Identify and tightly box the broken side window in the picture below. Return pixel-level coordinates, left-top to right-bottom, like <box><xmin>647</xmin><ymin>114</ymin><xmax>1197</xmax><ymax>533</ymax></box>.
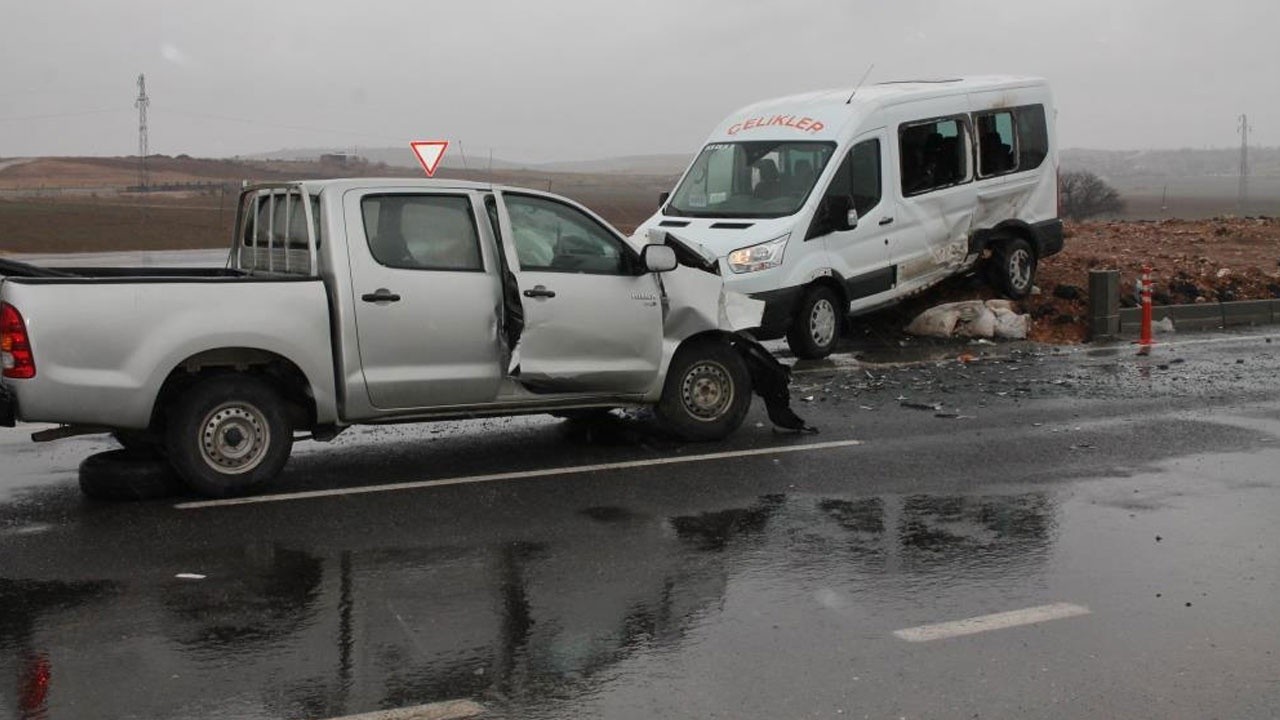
<box><xmin>976</xmin><ymin>110</ymin><xmax>1018</xmax><ymax>178</ymax></box>
<box><xmin>899</xmin><ymin>116</ymin><xmax>971</xmax><ymax>197</ymax></box>
<box><xmin>1013</xmin><ymin>104</ymin><xmax>1049</xmax><ymax>170</ymax></box>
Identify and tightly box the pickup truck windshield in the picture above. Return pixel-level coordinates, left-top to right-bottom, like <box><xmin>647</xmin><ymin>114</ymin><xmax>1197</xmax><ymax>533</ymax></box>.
<box><xmin>667</xmin><ymin>141</ymin><xmax>836</xmax><ymax>219</ymax></box>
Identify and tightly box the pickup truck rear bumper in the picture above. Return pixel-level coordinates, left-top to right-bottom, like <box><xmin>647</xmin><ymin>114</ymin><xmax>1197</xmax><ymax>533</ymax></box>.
<box><xmin>0</xmin><ymin>384</ymin><xmax>15</xmax><ymax>427</ymax></box>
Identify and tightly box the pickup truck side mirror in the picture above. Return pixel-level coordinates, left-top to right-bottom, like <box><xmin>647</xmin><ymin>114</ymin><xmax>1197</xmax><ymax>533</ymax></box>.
<box><xmin>658</xmin><ymin>191</ymin><xmax>671</xmax><ymax>208</ymax></box>
<box><xmin>641</xmin><ymin>244</ymin><xmax>679</xmax><ymax>273</ymax></box>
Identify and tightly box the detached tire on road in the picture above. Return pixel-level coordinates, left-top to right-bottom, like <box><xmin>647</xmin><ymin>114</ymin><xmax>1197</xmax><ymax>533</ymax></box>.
<box><xmin>111</xmin><ymin>429</ymin><xmax>160</xmax><ymax>452</ymax></box>
<box><xmin>990</xmin><ymin>237</ymin><xmax>1038</xmax><ymax>299</ymax></box>
<box><xmin>164</xmin><ymin>375</ymin><xmax>293</xmax><ymax>498</ymax></box>
<box><xmin>79</xmin><ymin>449</ymin><xmax>182</xmax><ymax>502</ymax></box>
<box><xmin>549</xmin><ymin>408</ymin><xmax>615</xmax><ymax>422</ymax></box>
<box><xmin>657</xmin><ymin>338</ymin><xmax>752</xmax><ymax>441</ymax></box>
<box><xmin>787</xmin><ymin>285</ymin><xmax>842</xmax><ymax>359</ymax></box>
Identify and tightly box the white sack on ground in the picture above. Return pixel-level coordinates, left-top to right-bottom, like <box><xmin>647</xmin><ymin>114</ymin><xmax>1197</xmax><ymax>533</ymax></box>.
<box><xmin>991</xmin><ymin>306</ymin><xmax>1029</xmax><ymax>339</ymax></box>
<box><xmin>905</xmin><ymin>300</ymin><xmax>1030</xmax><ymax>340</ymax></box>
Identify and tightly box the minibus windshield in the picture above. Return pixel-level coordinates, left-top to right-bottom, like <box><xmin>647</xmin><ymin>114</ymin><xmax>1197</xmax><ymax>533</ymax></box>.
<box><xmin>667</xmin><ymin>141</ymin><xmax>836</xmax><ymax>218</ymax></box>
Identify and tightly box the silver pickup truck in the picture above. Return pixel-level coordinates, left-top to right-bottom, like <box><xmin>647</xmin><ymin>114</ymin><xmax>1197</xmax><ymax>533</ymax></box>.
<box><xmin>1</xmin><ymin>179</ymin><xmax>803</xmax><ymax>498</ymax></box>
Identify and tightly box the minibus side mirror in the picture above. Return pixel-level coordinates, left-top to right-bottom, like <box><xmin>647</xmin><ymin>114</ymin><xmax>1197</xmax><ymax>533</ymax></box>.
<box><xmin>658</xmin><ymin>191</ymin><xmax>670</xmax><ymax>208</ymax></box>
<box><xmin>829</xmin><ymin>196</ymin><xmax>858</xmax><ymax>232</ymax></box>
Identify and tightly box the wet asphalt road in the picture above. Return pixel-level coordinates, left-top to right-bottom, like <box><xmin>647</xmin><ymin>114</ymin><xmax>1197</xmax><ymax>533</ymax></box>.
<box><xmin>3</xmin><ymin>331</ymin><xmax>1280</xmax><ymax>719</ymax></box>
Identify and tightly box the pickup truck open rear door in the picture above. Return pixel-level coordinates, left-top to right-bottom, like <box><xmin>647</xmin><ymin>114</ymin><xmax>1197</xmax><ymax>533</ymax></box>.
<box><xmin>493</xmin><ymin>191</ymin><xmax>664</xmax><ymax>394</ymax></box>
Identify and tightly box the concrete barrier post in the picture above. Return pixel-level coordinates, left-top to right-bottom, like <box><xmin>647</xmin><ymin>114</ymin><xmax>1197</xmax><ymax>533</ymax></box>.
<box><xmin>1088</xmin><ymin>269</ymin><xmax>1121</xmax><ymax>340</ymax></box>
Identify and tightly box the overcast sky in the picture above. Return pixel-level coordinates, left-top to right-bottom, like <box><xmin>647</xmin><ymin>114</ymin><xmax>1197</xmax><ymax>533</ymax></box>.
<box><xmin>2</xmin><ymin>0</ymin><xmax>1276</xmax><ymax>162</ymax></box>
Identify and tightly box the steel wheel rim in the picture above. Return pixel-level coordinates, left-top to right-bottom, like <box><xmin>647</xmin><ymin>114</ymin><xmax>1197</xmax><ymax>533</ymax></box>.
<box><xmin>198</xmin><ymin>402</ymin><xmax>270</xmax><ymax>475</ymax></box>
<box><xmin>680</xmin><ymin>360</ymin><xmax>734</xmax><ymax>422</ymax></box>
<box><xmin>809</xmin><ymin>298</ymin><xmax>837</xmax><ymax>348</ymax></box>
<box><xmin>1009</xmin><ymin>249</ymin><xmax>1033</xmax><ymax>292</ymax></box>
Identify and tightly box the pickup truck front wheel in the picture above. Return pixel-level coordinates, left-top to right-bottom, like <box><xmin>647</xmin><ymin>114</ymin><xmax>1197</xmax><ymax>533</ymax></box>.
<box><xmin>165</xmin><ymin>376</ymin><xmax>293</xmax><ymax>498</ymax></box>
<box><xmin>657</xmin><ymin>339</ymin><xmax>752</xmax><ymax>441</ymax></box>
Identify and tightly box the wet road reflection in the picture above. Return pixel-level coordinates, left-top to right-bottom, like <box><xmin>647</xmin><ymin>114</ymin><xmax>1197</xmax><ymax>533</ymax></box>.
<box><xmin>0</xmin><ymin>486</ymin><xmax>1060</xmax><ymax>719</ymax></box>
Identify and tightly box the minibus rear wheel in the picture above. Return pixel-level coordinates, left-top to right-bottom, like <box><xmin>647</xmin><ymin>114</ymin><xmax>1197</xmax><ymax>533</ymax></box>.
<box><xmin>991</xmin><ymin>237</ymin><xmax>1038</xmax><ymax>300</ymax></box>
<box><xmin>787</xmin><ymin>285</ymin><xmax>842</xmax><ymax>359</ymax></box>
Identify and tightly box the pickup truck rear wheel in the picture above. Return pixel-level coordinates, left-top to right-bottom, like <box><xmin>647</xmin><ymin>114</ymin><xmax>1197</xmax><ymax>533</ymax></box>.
<box><xmin>165</xmin><ymin>375</ymin><xmax>293</xmax><ymax>498</ymax></box>
<box><xmin>657</xmin><ymin>339</ymin><xmax>752</xmax><ymax>441</ymax></box>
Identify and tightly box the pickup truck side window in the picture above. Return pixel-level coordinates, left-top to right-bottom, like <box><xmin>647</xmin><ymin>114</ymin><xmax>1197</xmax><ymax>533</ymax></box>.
<box><xmin>360</xmin><ymin>194</ymin><xmax>483</xmax><ymax>272</ymax></box>
<box><xmin>504</xmin><ymin>194</ymin><xmax>631</xmax><ymax>275</ymax></box>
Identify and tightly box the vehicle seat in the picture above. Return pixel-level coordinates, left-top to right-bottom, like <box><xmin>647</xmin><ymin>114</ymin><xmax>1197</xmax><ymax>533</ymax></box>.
<box><xmin>753</xmin><ymin>158</ymin><xmax>781</xmax><ymax>200</ymax></box>
<box><xmin>422</xmin><ymin>206</ymin><xmax>482</xmax><ymax>270</ymax></box>
<box><xmin>938</xmin><ymin>136</ymin><xmax>961</xmax><ymax>183</ymax></box>
<box><xmin>371</xmin><ymin>228</ymin><xmax>413</xmax><ymax>267</ymax></box>
<box><xmin>787</xmin><ymin>159</ymin><xmax>814</xmax><ymax>196</ymax></box>
<box><xmin>981</xmin><ymin>132</ymin><xmax>1011</xmax><ymax>174</ymax></box>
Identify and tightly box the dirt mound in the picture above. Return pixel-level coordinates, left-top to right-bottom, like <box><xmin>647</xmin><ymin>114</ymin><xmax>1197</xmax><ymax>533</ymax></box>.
<box><xmin>1034</xmin><ymin>217</ymin><xmax>1280</xmax><ymax>342</ymax></box>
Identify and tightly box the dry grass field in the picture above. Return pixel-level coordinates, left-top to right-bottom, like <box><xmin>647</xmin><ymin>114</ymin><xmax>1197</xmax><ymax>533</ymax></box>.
<box><xmin>3</xmin><ymin>155</ymin><xmax>1278</xmax><ymax>345</ymax></box>
<box><xmin>0</xmin><ymin>156</ymin><xmax>667</xmax><ymax>252</ymax></box>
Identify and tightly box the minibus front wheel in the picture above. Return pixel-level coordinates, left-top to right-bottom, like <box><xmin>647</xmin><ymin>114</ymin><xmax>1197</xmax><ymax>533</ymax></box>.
<box><xmin>787</xmin><ymin>285</ymin><xmax>843</xmax><ymax>359</ymax></box>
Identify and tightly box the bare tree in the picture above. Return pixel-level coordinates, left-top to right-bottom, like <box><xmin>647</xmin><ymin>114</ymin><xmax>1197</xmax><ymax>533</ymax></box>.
<box><xmin>1059</xmin><ymin>170</ymin><xmax>1125</xmax><ymax>220</ymax></box>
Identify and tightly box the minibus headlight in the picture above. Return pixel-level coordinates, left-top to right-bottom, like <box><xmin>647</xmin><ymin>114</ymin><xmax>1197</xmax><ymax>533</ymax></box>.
<box><xmin>727</xmin><ymin>234</ymin><xmax>790</xmax><ymax>274</ymax></box>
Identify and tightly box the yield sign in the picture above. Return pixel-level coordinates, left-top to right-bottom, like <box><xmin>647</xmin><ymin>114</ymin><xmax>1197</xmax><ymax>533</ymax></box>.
<box><xmin>409</xmin><ymin>140</ymin><xmax>449</xmax><ymax>177</ymax></box>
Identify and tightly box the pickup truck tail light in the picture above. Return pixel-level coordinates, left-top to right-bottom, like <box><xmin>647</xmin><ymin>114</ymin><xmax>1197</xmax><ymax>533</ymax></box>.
<box><xmin>1</xmin><ymin>302</ymin><xmax>36</xmax><ymax>379</ymax></box>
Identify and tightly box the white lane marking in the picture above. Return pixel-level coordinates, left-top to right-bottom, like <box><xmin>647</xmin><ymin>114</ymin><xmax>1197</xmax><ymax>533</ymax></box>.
<box><xmin>317</xmin><ymin>699</ymin><xmax>484</xmax><ymax>720</ymax></box>
<box><xmin>175</xmin><ymin>439</ymin><xmax>865</xmax><ymax>510</ymax></box>
<box><xmin>893</xmin><ymin>602</ymin><xmax>1090</xmax><ymax>642</ymax></box>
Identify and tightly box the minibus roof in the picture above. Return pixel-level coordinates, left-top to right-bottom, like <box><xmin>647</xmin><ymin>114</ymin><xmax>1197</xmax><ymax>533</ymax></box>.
<box><xmin>707</xmin><ymin>75</ymin><xmax>1048</xmax><ymax>144</ymax></box>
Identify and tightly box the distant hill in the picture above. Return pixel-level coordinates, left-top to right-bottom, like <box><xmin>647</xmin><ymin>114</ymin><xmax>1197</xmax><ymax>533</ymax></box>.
<box><xmin>248</xmin><ymin>147</ymin><xmax>690</xmax><ymax>176</ymax></box>
<box><xmin>1061</xmin><ymin>147</ymin><xmax>1280</xmax><ymax>179</ymax></box>
<box><xmin>256</xmin><ymin>145</ymin><xmax>1280</xmax><ymax>182</ymax></box>
<box><xmin>538</xmin><ymin>154</ymin><xmax>690</xmax><ymax>176</ymax></box>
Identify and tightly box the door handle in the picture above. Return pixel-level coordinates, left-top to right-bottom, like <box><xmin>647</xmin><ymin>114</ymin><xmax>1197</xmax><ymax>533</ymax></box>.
<box><xmin>878</xmin><ymin>217</ymin><xmax>895</xmax><ymax>226</ymax></box>
<box><xmin>522</xmin><ymin>285</ymin><xmax>556</xmax><ymax>299</ymax></box>
<box><xmin>361</xmin><ymin>289</ymin><xmax>401</xmax><ymax>303</ymax></box>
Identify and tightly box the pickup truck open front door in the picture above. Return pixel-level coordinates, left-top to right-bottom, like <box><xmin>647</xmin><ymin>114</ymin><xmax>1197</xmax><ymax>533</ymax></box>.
<box><xmin>492</xmin><ymin>192</ymin><xmax>664</xmax><ymax>394</ymax></box>
<box><xmin>344</xmin><ymin>190</ymin><xmax>504</xmax><ymax>410</ymax></box>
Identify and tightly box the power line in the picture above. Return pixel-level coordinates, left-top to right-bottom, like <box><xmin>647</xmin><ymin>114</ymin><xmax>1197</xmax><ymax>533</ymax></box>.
<box><xmin>151</xmin><ymin>108</ymin><xmax>411</xmax><ymax>144</ymax></box>
<box><xmin>0</xmin><ymin>108</ymin><xmax>128</xmax><ymax>123</ymax></box>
